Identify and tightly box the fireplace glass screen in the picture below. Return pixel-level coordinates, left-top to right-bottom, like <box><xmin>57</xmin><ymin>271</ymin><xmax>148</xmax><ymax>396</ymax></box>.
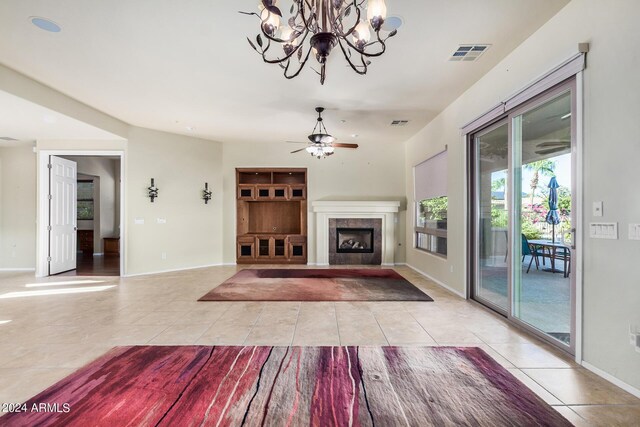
<box><xmin>336</xmin><ymin>228</ymin><xmax>374</xmax><ymax>253</ymax></box>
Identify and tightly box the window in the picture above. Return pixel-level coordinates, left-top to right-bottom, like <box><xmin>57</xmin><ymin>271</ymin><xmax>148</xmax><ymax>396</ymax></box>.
<box><xmin>77</xmin><ymin>180</ymin><xmax>94</xmax><ymax>220</ymax></box>
<box><xmin>414</xmin><ymin>150</ymin><xmax>448</xmax><ymax>257</ymax></box>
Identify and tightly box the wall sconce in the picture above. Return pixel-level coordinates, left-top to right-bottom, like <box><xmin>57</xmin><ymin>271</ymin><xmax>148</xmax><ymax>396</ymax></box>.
<box><xmin>202</xmin><ymin>182</ymin><xmax>212</xmax><ymax>204</ymax></box>
<box><xmin>148</xmin><ymin>178</ymin><xmax>159</xmax><ymax>202</ymax></box>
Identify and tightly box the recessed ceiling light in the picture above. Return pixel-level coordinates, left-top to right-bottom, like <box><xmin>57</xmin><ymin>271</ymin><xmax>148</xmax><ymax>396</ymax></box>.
<box><xmin>351</xmin><ymin>134</ymin><xmax>359</xmax><ymax>138</ymax></box>
<box><xmin>185</xmin><ymin>126</ymin><xmax>195</xmax><ymax>132</ymax></box>
<box><xmin>30</xmin><ymin>16</ymin><xmax>61</xmax><ymax>33</ymax></box>
<box><xmin>381</xmin><ymin>16</ymin><xmax>403</xmax><ymax>32</ymax></box>
<box><xmin>43</xmin><ymin>114</ymin><xmax>56</xmax><ymax>124</ymax></box>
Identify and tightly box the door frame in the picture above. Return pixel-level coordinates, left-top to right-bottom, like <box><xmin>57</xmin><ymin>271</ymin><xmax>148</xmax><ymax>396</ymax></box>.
<box><xmin>467</xmin><ymin>76</ymin><xmax>583</xmax><ymax>360</ymax></box>
<box><xmin>468</xmin><ymin>118</ymin><xmax>512</xmax><ymax>316</ymax></box>
<box><xmin>36</xmin><ymin>150</ymin><xmax>126</xmax><ymax>277</ymax></box>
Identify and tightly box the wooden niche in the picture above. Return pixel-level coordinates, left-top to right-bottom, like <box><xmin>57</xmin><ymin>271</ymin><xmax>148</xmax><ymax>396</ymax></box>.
<box><xmin>236</xmin><ymin>168</ymin><xmax>307</xmax><ymax>264</ymax></box>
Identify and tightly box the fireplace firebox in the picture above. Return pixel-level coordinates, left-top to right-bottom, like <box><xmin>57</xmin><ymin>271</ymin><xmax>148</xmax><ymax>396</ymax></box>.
<box><xmin>336</xmin><ymin>228</ymin><xmax>374</xmax><ymax>253</ymax></box>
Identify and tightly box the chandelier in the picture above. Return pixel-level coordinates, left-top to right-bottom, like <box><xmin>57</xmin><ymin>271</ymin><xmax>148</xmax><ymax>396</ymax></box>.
<box><xmin>241</xmin><ymin>0</ymin><xmax>397</xmax><ymax>84</ymax></box>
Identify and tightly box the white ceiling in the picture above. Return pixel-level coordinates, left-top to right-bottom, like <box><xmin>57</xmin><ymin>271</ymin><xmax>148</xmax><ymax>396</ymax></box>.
<box><xmin>0</xmin><ymin>0</ymin><xmax>569</xmax><ymax>146</ymax></box>
<box><xmin>0</xmin><ymin>90</ymin><xmax>123</xmax><ymax>146</ymax></box>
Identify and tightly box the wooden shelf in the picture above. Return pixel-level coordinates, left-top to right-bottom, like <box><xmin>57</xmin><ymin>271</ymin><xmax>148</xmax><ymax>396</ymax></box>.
<box><xmin>236</xmin><ymin>168</ymin><xmax>307</xmax><ymax>264</ymax></box>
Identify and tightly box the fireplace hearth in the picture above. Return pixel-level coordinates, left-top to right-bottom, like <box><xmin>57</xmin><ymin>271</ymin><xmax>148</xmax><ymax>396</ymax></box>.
<box><xmin>337</xmin><ymin>228</ymin><xmax>374</xmax><ymax>253</ymax></box>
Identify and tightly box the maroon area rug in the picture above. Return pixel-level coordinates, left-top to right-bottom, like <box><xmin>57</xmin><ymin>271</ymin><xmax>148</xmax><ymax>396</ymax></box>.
<box><xmin>198</xmin><ymin>268</ymin><xmax>433</xmax><ymax>302</ymax></box>
<box><xmin>0</xmin><ymin>346</ymin><xmax>571</xmax><ymax>426</ymax></box>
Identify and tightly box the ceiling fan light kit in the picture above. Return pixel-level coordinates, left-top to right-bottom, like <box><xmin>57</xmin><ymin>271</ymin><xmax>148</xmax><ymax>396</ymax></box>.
<box><xmin>241</xmin><ymin>0</ymin><xmax>397</xmax><ymax>84</ymax></box>
<box><xmin>290</xmin><ymin>107</ymin><xmax>358</xmax><ymax>159</ymax></box>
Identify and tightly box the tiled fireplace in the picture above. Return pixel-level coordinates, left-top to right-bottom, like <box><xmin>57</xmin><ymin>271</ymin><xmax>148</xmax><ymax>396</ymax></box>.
<box><xmin>330</xmin><ymin>220</ymin><xmax>380</xmax><ymax>264</ymax></box>
<box><xmin>312</xmin><ymin>200</ymin><xmax>400</xmax><ymax>266</ymax></box>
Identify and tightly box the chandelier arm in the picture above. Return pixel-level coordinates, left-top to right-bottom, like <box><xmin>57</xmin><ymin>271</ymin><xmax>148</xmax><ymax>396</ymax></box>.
<box><xmin>337</xmin><ymin>39</ymin><xmax>368</xmax><ymax>75</ymax></box>
<box><xmin>329</xmin><ymin>2</ymin><xmax>361</xmax><ymax>38</ymax></box>
<box><xmin>258</xmin><ymin>28</ymin><xmax>311</xmax><ymax>65</ymax></box>
<box><xmin>301</xmin><ymin>0</ymin><xmax>317</xmax><ymax>33</ymax></box>
<box><xmin>282</xmin><ymin>46</ymin><xmax>314</xmax><ymax>80</ymax></box>
<box><xmin>341</xmin><ymin>31</ymin><xmax>387</xmax><ymax>58</ymax></box>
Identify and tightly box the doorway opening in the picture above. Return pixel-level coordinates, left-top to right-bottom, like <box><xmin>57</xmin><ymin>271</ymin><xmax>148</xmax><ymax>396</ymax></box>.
<box><xmin>37</xmin><ymin>151</ymin><xmax>124</xmax><ymax>277</ymax></box>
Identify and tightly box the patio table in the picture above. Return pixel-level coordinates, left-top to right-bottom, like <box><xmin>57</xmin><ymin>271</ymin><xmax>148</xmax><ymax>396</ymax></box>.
<box><xmin>528</xmin><ymin>239</ymin><xmax>571</xmax><ymax>276</ymax></box>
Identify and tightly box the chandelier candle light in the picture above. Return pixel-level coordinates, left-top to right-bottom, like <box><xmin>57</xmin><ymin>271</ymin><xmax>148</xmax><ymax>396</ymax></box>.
<box><xmin>241</xmin><ymin>0</ymin><xmax>397</xmax><ymax>84</ymax></box>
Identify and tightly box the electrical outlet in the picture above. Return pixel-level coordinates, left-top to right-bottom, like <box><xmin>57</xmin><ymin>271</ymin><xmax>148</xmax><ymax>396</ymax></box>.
<box><xmin>161</xmin><ymin>252</ymin><xmax>167</xmax><ymax>260</ymax></box>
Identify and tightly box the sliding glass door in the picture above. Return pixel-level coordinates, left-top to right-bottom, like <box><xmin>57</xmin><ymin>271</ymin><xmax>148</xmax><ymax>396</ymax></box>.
<box><xmin>471</xmin><ymin>80</ymin><xmax>576</xmax><ymax>353</ymax></box>
<box><xmin>473</xmin><ymin>121</ymin><xmax>510</xmax><ymax>313</ymax></box>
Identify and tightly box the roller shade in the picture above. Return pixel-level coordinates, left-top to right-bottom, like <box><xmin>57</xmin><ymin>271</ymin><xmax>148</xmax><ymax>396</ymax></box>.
<box><xmin>414</xmin><ymin>149</ymin><xmax>447</xmax><ymax>201</ymax></box>
<box><xmin>461</xmin><ymin>52</ymin><xmax>586</xmax><ymax>134</ymax></box>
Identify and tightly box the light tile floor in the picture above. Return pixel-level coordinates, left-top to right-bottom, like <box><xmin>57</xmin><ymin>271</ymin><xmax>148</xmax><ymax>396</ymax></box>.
<box><xmin>0</xmin><ymin>266</ymin><xmax>639</xmax><ymax>426</ymax></box>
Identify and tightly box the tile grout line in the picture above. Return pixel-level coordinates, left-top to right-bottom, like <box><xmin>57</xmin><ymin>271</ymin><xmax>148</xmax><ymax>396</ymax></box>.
<box><xmin>241</xmin><ymin>303</ymin><xmax>268</xmax><ymax>346</ymax></box>
<box><xmin>333</xmin><ymin>302</ymin><xmax>343</xmax><ymax>346</ymax></box>
<box><xmin>368</xmin><ymin>307</ymin><xmax>391</xmax><ymax>346</ymax></box>
<box><xmin>289</xmin><ymin>302</ymin><xmax>302</xmax><ymax>346</ymax></box>
<box><xmin>191</xmin><ymin>303</ymin><xmax>235</xmax><ymax>345</ymax></box>
<box><xmin>405</xmin><ymin>309</ymin><xmax>440</xmax><ymax>345</ymax></box>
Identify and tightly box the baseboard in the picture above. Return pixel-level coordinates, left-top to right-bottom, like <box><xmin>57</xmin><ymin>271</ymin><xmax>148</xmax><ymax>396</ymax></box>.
<box><xmin>405</xmin><ymin>263</ymin><xmax>466</xmax><ymax>299</ymax></box>
<box><xmin>582</xmin><ymin>361</ymin><xmax>640</xmax><ymax>399</ymax></box>
<box><xmin>394</xmin><ymin>262</ymin><xmax>407</xmax><ymax>266</ymax></box>
<box><xmin>124</xmin><ymin>263</ymin><xmax>224</xmax><ymax>278</ymax></box>
<box><xmin>0</xmin><ymin>268</ymin><xmax>36</xmax><ymax>272</ymax></box>
<box><xmin>92</xmin><ymin>253</ymin><xmax>104</xmax><ymax>257</ymax></box>
<box><xmin>222</xmin><ymin>263</ymin><xmax>237</xmax><ymax>266</ymax></box>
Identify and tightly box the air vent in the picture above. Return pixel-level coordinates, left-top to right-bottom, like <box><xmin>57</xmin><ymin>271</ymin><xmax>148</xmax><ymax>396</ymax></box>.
<box><xmin>0</xmin><ymin>137</ymin><xmax>18</xmax><ymax>141</ymax></box>
<box><xmin>390</xmin><ymin>120</ymin><xmax>409</xmax><ymax>126</ymax></box>
<box><xmin>449</xmin><ymin>44</ymin><xmax>490</xmax><ymax>62</ymax></box>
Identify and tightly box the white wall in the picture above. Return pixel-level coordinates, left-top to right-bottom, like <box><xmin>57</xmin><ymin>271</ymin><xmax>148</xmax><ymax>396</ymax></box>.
<box><xmin>37</xmin><ymin>130</ymin><xmax>224</xmax><ymax>276</ymax></box>
<box><xmin>0</xmin><ymin>146</ymin><xmax>36</xmax><ymax>269</ymax></box>
<box><xmin>404</xmin><ymin>0</ymin><xmax>640</xmax><ymax>390</ymax></box>
<box><xmin>126</xmin><ymin>127</ymin><xmax>223</xmax><ymax>275</ymax></box>
<box><xmin>222</xmin><ymin>140</ymin><xmax>406</xmax><ymax>264</ymax></box>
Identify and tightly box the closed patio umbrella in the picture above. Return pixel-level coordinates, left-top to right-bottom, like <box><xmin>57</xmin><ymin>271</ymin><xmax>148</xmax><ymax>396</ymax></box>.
<box><xmin>545</xmin><ymin>176</ymin><xmax>560</xmax><ymax>243</ymax></box>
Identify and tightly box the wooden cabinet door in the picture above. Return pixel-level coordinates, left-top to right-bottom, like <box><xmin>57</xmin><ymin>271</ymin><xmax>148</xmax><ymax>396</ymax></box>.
<box><xmin>256</xmin><ymin>237</ymin><xmax>271</xmax><ymax>259</ymax></box>
<box><xmin>288</xmin><ymin>236</ymin><xmax>306</xmax><ymax>261</ymax></box>
<box><xmin>237</xmin><ymin>237</ymin><xmax>255</xmax><ymax>260</ymax></box>
<box><xmin>237</xmin><ymin>185</ymin><xmax>255</xmax><ymax>200</ymax></box>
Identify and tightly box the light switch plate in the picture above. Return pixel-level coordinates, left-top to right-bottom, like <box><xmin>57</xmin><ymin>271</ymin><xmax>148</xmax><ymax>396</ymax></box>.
<box><xmin>589</xmin><ymin>222</ymin><xmax>618</xmax><ymax>239</ymax></box>
<box><xmin>629</xmin><ymin>224</ymin><xmax>640</xmax><ymax>240</ymax></box>
<box><xmin>592</xmin><ymin>201</ymin><xmax>603</xmax><ymax>217</ymax></box>
<box><xmin>157</xmin><ymin>218</ymin><xmax>167</xmax><ymax>224</ymax></box>
<box><xmin>134</xmin><ymin>218</ymin><xmax>144</xmax><ymax>225</ymax></box>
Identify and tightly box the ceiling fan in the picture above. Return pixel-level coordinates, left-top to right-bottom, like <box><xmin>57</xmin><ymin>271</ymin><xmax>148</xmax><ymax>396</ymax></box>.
<box><xmin>289</xmin><ymin>107</ymin><xmax>358</xmax><ymax>158</ymax></box>
<box><xmin>534</xmin><ymin>140</ymin><xmax>570</xmax><ymax>156</ymax></box>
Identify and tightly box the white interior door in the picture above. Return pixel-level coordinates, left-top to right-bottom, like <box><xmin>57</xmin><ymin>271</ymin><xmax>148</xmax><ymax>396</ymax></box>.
<box><xmin>49</xmin><ymin>156</ymin><xmax>77</xmax><ymax>275</ymax></box>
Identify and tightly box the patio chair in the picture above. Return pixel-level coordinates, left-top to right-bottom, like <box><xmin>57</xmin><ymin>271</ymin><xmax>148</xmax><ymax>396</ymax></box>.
<box><xmin>522</xmin><ymin>234</ymin><xmax>545</xmax><ymax>273</ymax></box>
<box><xmin>553</xmin><ymin>247</ymin><xmax>571</xmax><ymax>278</ymax></box>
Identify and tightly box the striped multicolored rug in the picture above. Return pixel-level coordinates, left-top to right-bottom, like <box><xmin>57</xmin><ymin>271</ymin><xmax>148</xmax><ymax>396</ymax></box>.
<box><xmin>198</xmin><ymin>269</ymin><xmax>433</xmax><ymax>301</ymax></box>
<box><xmin>1</xmin><ymin>346</ymin><xmax>571</xmax><ymax>426</ymax></box>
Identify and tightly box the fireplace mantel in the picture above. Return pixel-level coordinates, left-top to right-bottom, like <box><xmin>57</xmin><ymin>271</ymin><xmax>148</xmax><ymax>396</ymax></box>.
<box><xmin>312</xmin><ymin>201</ymin><xmax>400</xmax><ymax>265</ymax></box>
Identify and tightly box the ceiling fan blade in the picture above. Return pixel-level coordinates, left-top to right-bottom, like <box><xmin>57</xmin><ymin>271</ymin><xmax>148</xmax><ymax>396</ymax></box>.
<box><xmin>286</xmin><ymin>141</ymin><xmax>307</xmax><ymax>144</ymax></box>
<box><xmin>536</xmin><ymin>140</ymin><xmax>570</xmax><ymax>148</ymax></box>
<box><xmin>535</xmin><ymin>147</ymin><xmax>567</xmax><ymax>155</ymax></box>
<box><xmin>290</xmin><ymin>148</ymin><xmax>307</xmax><ymax>154</ymax></box>
<box><xmin>332</xmin><ymin>143</ymin><xmax>359</xmax><ymax>149</ymax></box>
